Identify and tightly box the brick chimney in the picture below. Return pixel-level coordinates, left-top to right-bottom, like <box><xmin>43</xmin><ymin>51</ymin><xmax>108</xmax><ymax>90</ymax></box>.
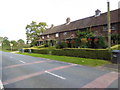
<box><xmin>95</xmin><ymin>9</ymin><xmax>101</xmax><ymax>17</ymax></box>
<box><xmin>66</xmin><ymin>17</ymin><xmax>70</xmax><ymax>25</ymax></box>
<box><xmin>50</xmin><ymin>24</ymin><xmax>54</xmax><ymax>29</ymax></box>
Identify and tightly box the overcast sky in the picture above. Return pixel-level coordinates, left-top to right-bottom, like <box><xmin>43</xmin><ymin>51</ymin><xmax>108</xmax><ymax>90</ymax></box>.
<box><xmin>0</xmin><ymin>0</ymin><xmax>119</xmax><ymax>41</ymax></box>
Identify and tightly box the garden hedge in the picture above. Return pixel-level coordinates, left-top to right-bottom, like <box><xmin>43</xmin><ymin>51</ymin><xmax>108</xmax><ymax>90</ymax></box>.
<box><xmin>23</xmin><ymin>48</ymin><xmax>53</xmax><ymax>54</ymax></box>
<box><xmin>31</xmin><ymin>49</ymin><xmax>49</xmax><ymax>54</ymax></box>
<box><xmin>52</xmin><ymin>48</ymin><xmax>111</xmax><ymax>60</ymax></box>
<box><xmin>23</xmin><ymin>48</ymin><xmax>111</xmax><ymax>60</ymax></box>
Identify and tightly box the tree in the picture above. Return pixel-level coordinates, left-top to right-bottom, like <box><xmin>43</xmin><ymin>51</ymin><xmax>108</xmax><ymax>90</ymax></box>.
<box><xmin>17</xmin><ymin>39</ymin><xmax>25</xmax><ymax>49</ymax></box>
<box><xmin>76</xmin><ymin>30</ymin><xmax>95</xmax><ymax>39</ymax></box>
<box><xmin>10</xmin><ymin>40</ymin><xmax>18</xmax><ymax>50</ymax></box>
<box><xmin>76</xmin><ymin>30</ymin><xmax>95</xmax><ymax>48</ymax></box>
<box><xmin>0</xmin><ymin>36</ymin><xmax>3</xmax><ymax>44</ymax></box>
<box><xmin>0</xmin><ymin>36</ymin><xmax>3</xmax><ymax>49</ymax></box>
<box><xmin>3</xmin><ymin>37</ymin><xmax>8</xmax><ymax>40</ymax></box>
<box><xmin>17</xmin><ymin>39</ymin><xmax>25</xmax><ymax>45</ymax></box>
<box><xmin>2</xmin><ymin>37</ymin><xmax>10</xmax><ymax>50</ymax></box>
<box><xmin>26</xmin><ymin>21</ymin><xmax>47</xmax><ymax>46</ymax></box>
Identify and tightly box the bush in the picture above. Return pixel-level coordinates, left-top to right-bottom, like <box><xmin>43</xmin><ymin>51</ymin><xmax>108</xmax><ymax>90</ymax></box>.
<box><xmin>55</xmin><ymin>42</ymin><xmax>67</xmax><ymax>49</ymax></box>
<box><xmin>32</xmin><ymin>49</ymin><xmax>49</xmax><ymax>54</ymax></box>
<box><xmin>36</xmin><ymin>45</ymin><xmax>45</xmax><ymax>48</ymax></box>
<box><xmin>23</xmin><ymin>48</ymin><xmax>112</xmax><ymax>61</ymax></box>
<box><xmin>23</xmin><ymin>49</ymin><xmax>29</xmax><ymax>52</ymax></box>
<box><xmin>23</xmin><ymin>48</ymin><xmax>53</xmax><ymax>54</ymax></box>
<box><xmin>80</xmin><ymin>38</ymin><xmax>88</xmax><ymax>48</ymax></box>
<box><xmin>52</xmin><ymin>48</ymin><xmax>111</xmax><ymax>60</ymax></box>
<box><xmin>6</xmin><ymin>49</ymin><xmax>18</xmax><ymax>51</ymax></box>
<box><xmin>111</xmin><ymin>34</ymin><xmax>120</xmax><ymax>44</ymax></box>
<box><xmin>95</xmin><ymin>36</ymin><xmax>108</xmax><ymax>48</ymax></box>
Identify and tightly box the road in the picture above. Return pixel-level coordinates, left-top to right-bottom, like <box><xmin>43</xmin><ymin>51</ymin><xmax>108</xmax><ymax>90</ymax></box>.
<box><xmin>0</xmin><ymin>51</ymin><xmax>119</xmax><ymax>89</ymax></box>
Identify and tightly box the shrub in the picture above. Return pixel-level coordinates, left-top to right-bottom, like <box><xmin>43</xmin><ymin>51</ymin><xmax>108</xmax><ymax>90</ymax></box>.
<box><xmin>6</xmin><ymin>49</ymin><xmax>18</xmax><ymax>51</ymax></box>
<box><xmin>52</xmin><ymin>48</ymin><xmax>111</xmax><ymax>60</ymax></box>
<box><xmin>80</xmin><ymin>38</ymin><xmax>88</xmax><ymax>48</ymax></box>
<box><xmin>32</xmin><ymin>49</ymin><xmax>49</xmax><ymax>54</ymax></box>
<box><xmin>55</xmin><ymin>42</ymin><xmax>67</xmax><ymax>49</ymax></box>
<box><xmin>23</xmin><ymin>48</ymin><xmax>54</xmax><ymax>54</ymax></box>
<box><xmin>23</xmin><ymin>48</ymin><xmax>112</xmax><ymax>61</ymax></box>
<box><xmin>37</xmin><ymin>44</ymin><xmax>45</xmax><ymax>48</ymax></box>
<box><xmin>95</xmin><ymin>36</ymin><xmax>108</xmax><ymax>48</ymax></box>
<box><xmin>23</xmin><ymin>49</ymin><xmax>29</xmax><ymax>52</ymax></box>
<box><xmin>44</xmin><ymin>44</ymin><xmax>49</xmax><ymax>47</ymax></box>
<box><xmin>111</xmin><ymin>34</ymin><xmax>120</xmax><ymax>44</ymax></box>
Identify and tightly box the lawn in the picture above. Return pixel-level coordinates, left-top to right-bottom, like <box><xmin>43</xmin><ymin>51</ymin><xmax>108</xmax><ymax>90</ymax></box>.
<box><xmin>17</xmin><ymin>52</ymin><xmax>111</xmax><ymax>67</ymax></box>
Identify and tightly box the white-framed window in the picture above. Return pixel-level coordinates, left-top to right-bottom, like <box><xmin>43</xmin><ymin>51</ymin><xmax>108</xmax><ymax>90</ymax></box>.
<box><xmin>47</xmin><ymin>35</ymin><xmax>49</xmax><ymax>38</ymax></box>
<box><xmin>103</xmin><ymin>26</ymin><xmax>107</xmax><ymax>31</ymax></box>
<box><xmin>103</xmin><ymin>26</ymin><xmax>116</xmax><ymax>31</ymax></box>
<box><xmin>42</xmin><ymin>36</ymin><xmax>44</xmax><ymax>39</ymax></box>
<box><xmin>55</xmin><ymin>33</ymin><xmax>59</xmax><ymax>37</ymax></box>
<box><xmin>111</xmin><ymin>26</ymin><xmax>115</xmax><ymax>30</ymax></box>
<box><xmin>63</xmin><ymin>32</ymin><xmax>67</xmax><ymax>35</ymax></box>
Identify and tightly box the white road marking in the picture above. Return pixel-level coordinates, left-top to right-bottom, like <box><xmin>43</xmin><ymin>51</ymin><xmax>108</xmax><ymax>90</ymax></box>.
<box><xmin>0</xmin><ymin>80</ymin><xmax>4</xmax><ymax>89</ymax></box>
<box><xmin>19</xmin><ymin>60</ymin><xmax>26</xmax><ymax>64</ymax></box>
<box><xmin>45</xmin><ymin>71</ymin><xmax>66</xmax><ymax>80</ymax></box>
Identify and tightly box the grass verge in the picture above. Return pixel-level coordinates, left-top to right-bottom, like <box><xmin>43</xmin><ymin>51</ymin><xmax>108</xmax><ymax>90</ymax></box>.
<box><xmin>17</xmin><ymin>52</ymin><xmax>111</xmax><ymax>67</ymax></box>
<box><xmin>0</xmin><ymin>49</ymin><xmax>12</xmax><ymax>52</ymax></box>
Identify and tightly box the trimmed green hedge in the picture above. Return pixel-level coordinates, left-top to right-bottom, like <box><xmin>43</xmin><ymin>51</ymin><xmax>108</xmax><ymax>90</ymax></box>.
<box><xmin>110</xmin><ymin>44</ymin><xmax>120</xmax><ymax>50</ymax></box>
<box><xmin>6</xmin><ymin>49</ymin><xmax>18</xmax><ymax>51</ymax></box>
<box><xmin>23</xmin><ymin>48</ymin><xmax>53</xmax><ymax>54</ymax></box>
<box><xmin>31</xmin><ymin>49</ymin><xmax>49</xmax><ymax>54</ymax></box>
<box><xmin>52</xmin><ymin>48</ymin><xmax>111</xmax><ymax>60</ymax></box>
<box><xmin>23</xmin><ymin>48</ymin><xmax>111</xmax><ymax>60</ymax></box>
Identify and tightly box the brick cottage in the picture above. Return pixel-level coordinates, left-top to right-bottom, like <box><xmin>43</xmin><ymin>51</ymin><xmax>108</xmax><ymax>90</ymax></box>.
<box><xmin>36</xmin><ymin>9</ymin><xmax>120</xmax><ymax>46</ymax></box>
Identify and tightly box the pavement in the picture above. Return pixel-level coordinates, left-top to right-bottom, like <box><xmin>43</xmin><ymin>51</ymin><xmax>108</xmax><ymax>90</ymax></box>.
<box><xmin>0</xmin><ymin>51</ymin><xmax>119</xmax><ymax>89</ymax></box>
<box><xmin>96</xmin><ymin>64</ymin><xmax>119</xmax><ymax>72</ymax></box>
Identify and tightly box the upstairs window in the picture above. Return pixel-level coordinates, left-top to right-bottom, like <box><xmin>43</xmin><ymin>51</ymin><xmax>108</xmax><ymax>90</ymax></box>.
<box><xmin>42</xmin><ymin>36</ymin><xmax>44</xmax><ymax>39</ymax></box>
<box><xmin>103</xmin><ymin>25</ymin><xmax>116</xmax><ymax>31</ymax></box>
<box><xmin>56</xmin><ymin>33</ymin><xmax>59</xmax><ymax>37</ymax></box>
<box><xmin>103</xmin><ymin>26</ymin><xmax>108</xmax><ymax>31</ymax></box>
<box><xmin>47</xmin><ymin>35</ymin><xmax>49</xmax><ymax>38</ymax></box>
<box><xmin>63</xmin><ymin>32</ymin><xmax>67</xmax><ymax>35</ymax></box>
<box><xmin>111</xmin><ymin>26</ymin><xmax>115</xmax><ymax>30</ymax></box>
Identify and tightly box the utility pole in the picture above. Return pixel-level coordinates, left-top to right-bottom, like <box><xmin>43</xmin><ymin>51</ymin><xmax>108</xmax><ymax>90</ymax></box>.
<box><xmin>107</xmin><ymin>1</ymin><xmax>111</xmax><ymax>51</ymax></box>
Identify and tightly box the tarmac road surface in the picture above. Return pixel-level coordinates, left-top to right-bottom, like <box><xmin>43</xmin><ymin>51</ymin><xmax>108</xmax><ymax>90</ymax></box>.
<box><xmin>0</xmin><ymin>51</ymin><xmax>119</xmax><ymax>89</ymax></box>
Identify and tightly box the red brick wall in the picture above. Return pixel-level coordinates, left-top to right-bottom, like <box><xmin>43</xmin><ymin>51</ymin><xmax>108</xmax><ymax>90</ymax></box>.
<box><xmin>40</xmin><ymin>23</ymin><xmax>119</xmax><ymax>41</ymax></box>
<box><xmin>59</xmin><ymin>31</ymin><xmax>77</xmax><ymax>40</ymax></box>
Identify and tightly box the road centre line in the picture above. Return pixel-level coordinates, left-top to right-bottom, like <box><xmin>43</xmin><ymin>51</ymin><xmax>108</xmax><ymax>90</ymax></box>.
<box><xmin>45</xmin><ymin>71</ymin><xmax>66</xmax><ymax>80</ymax></box>
<box><xmin>3</xmin><ymin>64</ymin><xmax>76</xmax><ymax>85</ymax></box>
<box><xmin>19</xmin><ymin>60</ymin><xmax>26</xmax><ymax>64</ymax></box>
<box><xmin>0</xmin><ymin>80</ymin><xmax>4</xmax><ymax>89</ymax></box>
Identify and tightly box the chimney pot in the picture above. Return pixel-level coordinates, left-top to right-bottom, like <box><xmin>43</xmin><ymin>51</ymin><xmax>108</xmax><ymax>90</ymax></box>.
<box><xmin>95</xmin><ymin>9</ymin><xmax>101</xmax><ymax>17</ymax></box>
<box><xmin>66</xmin><ymin>17</ymin><xmax>70</xmax><ymax>25</ymax></box>
<box><xmin>50</xmin><ymin>24</ymin><xmax>54</xmax><ymax>29</ymax></box>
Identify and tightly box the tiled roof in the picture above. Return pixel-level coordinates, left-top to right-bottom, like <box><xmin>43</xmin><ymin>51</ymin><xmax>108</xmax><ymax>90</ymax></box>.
<box><xmin>42</xmin><ymin>9</ymin><xmax>119</xmax><ymax>35</ymax></box>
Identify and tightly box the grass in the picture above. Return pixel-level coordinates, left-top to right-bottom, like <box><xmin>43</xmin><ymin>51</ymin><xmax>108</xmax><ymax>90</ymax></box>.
<box><xmin>0</xmin><ymin>49</ymin><xmax>12</xmax><ymax>52</ymax></box>
<box><xmin>17</xmin><ymin>52</ymin><xmax>111</xmax><ymax>67</ymax></box>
